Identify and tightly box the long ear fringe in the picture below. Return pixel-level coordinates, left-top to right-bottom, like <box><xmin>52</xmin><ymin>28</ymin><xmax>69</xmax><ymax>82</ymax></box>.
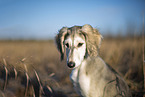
<box><xmin>55</xmin><ymin>27</ymin><xmax>68</xmax><ymax>60</ymax></box>
<box><xmin>55</xmin><ymin>24</ymin><xmax>102</xmax><ymax>60</ymax></box>
<box><xmin>82</xmin><ymin>24</ymin><xmax>103</xmax><ymax>57</ymax></box>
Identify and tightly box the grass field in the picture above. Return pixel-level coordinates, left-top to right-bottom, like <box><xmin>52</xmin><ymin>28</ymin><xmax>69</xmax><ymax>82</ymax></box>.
<box><xmin>0</xmin><ymin>37</ymin><xmax>144</xmax><ymax>97</ymax></box>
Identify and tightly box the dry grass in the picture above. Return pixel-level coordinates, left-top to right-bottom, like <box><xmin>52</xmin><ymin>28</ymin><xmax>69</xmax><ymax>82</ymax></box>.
<box><xmin>0</xmin><ymin>37</ymin><xmax>144</xmax><ymax>97</ymax></box>
<box><xmin>100</xmin><ymin>38</ymin><xmax>144</xmax><ymax>97</ymax></box>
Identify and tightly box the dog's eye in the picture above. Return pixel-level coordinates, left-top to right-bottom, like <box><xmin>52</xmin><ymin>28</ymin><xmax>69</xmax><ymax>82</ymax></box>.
<box><xmin>77</xmin><ymin>43</ymin><xmax>84</xmax><ymax>47</ymax></box>
<box><xmin>65</xmin><ymin>43</ymin><xmax>69</xmax><ymax>48</ymax></box>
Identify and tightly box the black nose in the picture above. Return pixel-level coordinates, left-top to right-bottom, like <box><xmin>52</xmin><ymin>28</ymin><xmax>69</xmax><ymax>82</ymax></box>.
<box><xmin>67</xmin><ymin>61</ymin><xmax>75</xmax><ymax>68</ymax></box>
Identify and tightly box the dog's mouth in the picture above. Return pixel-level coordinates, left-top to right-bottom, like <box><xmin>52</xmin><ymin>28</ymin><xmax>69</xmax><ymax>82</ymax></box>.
<box><xmin>67</xmin><ymin>61</ymin><xmax>75</xmax><ymax>69</ymax></box>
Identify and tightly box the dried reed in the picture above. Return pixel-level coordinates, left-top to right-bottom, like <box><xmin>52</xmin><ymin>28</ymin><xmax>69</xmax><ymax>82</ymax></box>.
<box><xmin>2</xmin><ymin>58</ymin><xmax>8</xmax><ymax>91</ymax></box>
<box><xmin>34</xmin><ymin>69</ymin><xmax>43</xmax><ymax>97</ymax></box>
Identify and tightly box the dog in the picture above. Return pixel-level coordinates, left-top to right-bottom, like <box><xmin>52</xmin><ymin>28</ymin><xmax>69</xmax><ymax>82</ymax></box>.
<box><xmin>55</xmin><ymin>24</ymin><xmax>131</xmax><ymax>97</ymax></box>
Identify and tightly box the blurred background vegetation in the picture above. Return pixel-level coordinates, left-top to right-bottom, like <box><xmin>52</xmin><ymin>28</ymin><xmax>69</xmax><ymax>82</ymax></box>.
<box><xmin>0</xmin><ymin>36</ymin><xmax>144</xmax><ymax>97</ymax></box>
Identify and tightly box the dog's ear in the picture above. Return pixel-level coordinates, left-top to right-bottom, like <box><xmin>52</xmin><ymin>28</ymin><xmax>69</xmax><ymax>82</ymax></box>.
<box><xmin>55</xmin><ymin>27</ymin><xmax>68</xmax><ymax>60</ymax></box>
<box><xmin>81</xmin><ymin>24</ymin><xmax>103</xmax><ymax>57</ymax></box>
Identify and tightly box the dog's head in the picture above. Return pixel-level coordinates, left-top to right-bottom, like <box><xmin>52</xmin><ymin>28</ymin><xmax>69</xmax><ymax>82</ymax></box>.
<box><xmin>55</xmin><ymin>24</ymin><xmax>102</xmax><ymax>69</ymax></box>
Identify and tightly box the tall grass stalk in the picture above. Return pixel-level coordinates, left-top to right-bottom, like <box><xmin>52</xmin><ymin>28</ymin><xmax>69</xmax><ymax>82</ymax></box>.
<box><xmin>3</xmin><ymin>58</ymin><xmax>8</xmax><ymax>91</ymax></box>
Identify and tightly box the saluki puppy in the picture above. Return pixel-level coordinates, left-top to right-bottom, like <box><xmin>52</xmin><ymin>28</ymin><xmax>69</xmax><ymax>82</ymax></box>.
<box><xmin>55</xmin><ymin>24</ymin><xmax>131</xmax><ymax>97</ymax></box>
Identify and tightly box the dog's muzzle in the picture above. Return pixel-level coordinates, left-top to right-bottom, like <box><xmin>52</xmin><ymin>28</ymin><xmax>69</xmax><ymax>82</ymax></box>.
<box><xmin>67</xmin><ymin>61</ymin><xmax>75</xmax><ymax>68</ymax></box>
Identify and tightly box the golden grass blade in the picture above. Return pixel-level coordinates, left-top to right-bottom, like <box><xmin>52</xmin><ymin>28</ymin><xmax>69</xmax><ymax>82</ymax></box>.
<box><xmin>24</xmin><ymin>64</ymin><xmax>28</xmax><ymax>72</ymax></box>
<box><xmin>46</xmin><ymin>85</ymin><xmax>53</xmax><ymax>94</ymax></box>
<box><xmin>34</xmin><ymin>69</ymin><xmax>44</xmax><ymax>96</ymax></box>
<box><xmin>13</xmin><ymin>67</ymin><xmax>17</xmax><ymax>80</ymax></box>
<box><xmin>49</xmin><ymin>73</ymin><xmax>55</xmax><ymax>77</ymax></box>
<box><xmin>31</xmin><ymin>86</ymin><xmax>36</xmax><ymax>97</ymax></box>
<box><xmin>21</xmin><ymin>58</ymin><xmax>28</xmax><ymax>72</ymax></box>
<box><xmin>3</xmin><ymin>66</ymin><xmax>8</xmax><ymax>91</ymax></box>
<box><xmin>3</xmin><ymin>58</ymin><xmax>8</xmax><ymax>91</ymax></box>
<box><xmin>24</xmin><ymin>72</ymin><xmax>29</xmax><ymax>97</ymax></box>
<box><xmin>3</xmin><ymin>58</ymin><xmax>7</xmax><ymax>67</ymax></box>
<box><xmin>21</xmin><ymin>58</ymin><xmax>27</xmax><ymax>62</ymax></box>
<box><xmin>21</xmin><ymin>59</ymin><xmax>30</xmax><ymax>97</ymax></box>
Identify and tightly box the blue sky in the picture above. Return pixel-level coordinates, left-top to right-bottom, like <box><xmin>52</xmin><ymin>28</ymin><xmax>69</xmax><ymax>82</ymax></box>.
<box><xmin>0</xmin><ymin>0</ymin><xmax>144</xmax><ymax>39</ymax></box>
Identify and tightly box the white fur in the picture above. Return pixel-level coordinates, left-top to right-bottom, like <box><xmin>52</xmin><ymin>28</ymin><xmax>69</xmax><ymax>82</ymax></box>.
<box><xmin>64</xmin><ymin>36</ymin><xmax>86</xmax><ymax>68</ymax></box>
<box><xmin>70</xmin><ymin>60</ymin><xmax>90</xmax><ymax>96</ymax></box>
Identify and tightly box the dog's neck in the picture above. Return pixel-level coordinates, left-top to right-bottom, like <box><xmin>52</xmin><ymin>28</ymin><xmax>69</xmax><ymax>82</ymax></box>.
<box><xmin>70</xmin><ymin>57</ymin><xmax>91</xmax><ymax>96</ymax></box>
<box><xmin>73</xmin><ymin>56</ymin><xmax>105</xmax><ymax>76</ymax></box>
<box><xmin>70</xmin><ymin>58</ymin><xmax>87</xmax><ymax>82</ymax></box>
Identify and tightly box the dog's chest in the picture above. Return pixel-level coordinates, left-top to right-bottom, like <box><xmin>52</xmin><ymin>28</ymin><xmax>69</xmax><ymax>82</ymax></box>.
<box><xmin>70</xmin><ymin>64</ymin><xmax>90</xmax><ymax>96</ymax></box>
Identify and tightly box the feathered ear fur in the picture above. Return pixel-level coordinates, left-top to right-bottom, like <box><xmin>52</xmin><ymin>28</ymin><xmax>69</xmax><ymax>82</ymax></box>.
<box><xmin>81</xmin><ymin>24</ymin><xmax>103</xmax><ymax>57</ymax></box>
<box><xmin>55</xmin><ymin>27</ymin><xmax>68</xmax><ymax>60</ymax></box>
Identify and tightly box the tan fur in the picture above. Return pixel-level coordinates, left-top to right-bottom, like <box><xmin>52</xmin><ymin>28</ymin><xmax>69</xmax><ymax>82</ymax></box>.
<box><xmin>55</xmin><ymin>27</ymin><xmax>68</xmax><ymax>60</ymax></box>
<box><xmin>81</xmin><ymin>24</ymin><xmax>103</xmax><ymax>57</ymax></box>
<box><xmin>55</xmin><ymin>24</ymin><xmax>132</xmax><ymax>97</ymax></box>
